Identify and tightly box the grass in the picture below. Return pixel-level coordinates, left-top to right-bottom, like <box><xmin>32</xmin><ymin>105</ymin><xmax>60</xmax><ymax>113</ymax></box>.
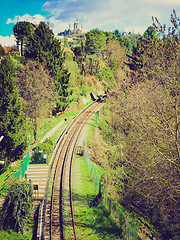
<box><xmin>0</xmin><ymin>161</ymin><xmax>22</xmax><ymax>197</ymax></box>
<box><xmin>0</xmin><ymin>100</ymin><xmax>94</xmax><ymax>197</ymax></box>
<box><xmin>50</xmin><ymin>119</ymin><xmax>71</xmax><ymax>144</ymax></box>
<box><xmin>71</xmin><ymin>155</ymin><xmax>123</xmax><ymax>240</ymax></box>
<box><xmin>36</xmin><ymin>101</ymin><xmax>93</xmax><ymax>144</ymax></box>
<box><xmin>0</xmin><ymin>100</ymin><xmax>123</xmax><ymax>240</ymax></box>
<box><xmin>0</xmin><ymin>101</ymin><xmax>93</xmax><ymax>238</ymax></box>
<box><xmin>0</xmin><ymin>230</ymin><xmax>30</xmax><ymax>240</ymax></box>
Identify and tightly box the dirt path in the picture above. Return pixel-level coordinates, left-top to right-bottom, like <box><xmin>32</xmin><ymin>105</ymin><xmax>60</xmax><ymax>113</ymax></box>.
<box><xmin>39</xmin><ymin>119</ymin><xmax>65</xmax><ymax>143</ymax></box>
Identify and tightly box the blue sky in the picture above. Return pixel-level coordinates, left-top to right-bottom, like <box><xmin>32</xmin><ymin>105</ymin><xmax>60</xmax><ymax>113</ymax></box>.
<box><xmin>0</xmin><ymin>0</ymin><xmax>180</xmax><ymax>46</ymax></box>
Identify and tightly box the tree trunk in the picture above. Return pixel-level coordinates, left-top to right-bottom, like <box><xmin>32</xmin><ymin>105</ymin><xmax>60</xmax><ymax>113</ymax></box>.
<box><xmin>33</xmin><ymin>116</ymin><xmax>37</xmax><ymax>142</ymax></box>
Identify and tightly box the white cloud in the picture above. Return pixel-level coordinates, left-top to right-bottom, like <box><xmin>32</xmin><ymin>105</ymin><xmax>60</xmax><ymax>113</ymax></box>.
<box><xmin>6</xmin><ymin>14</ymin><xmax>46</xmax><ymax>25</ymax></box>
<box><xmin>140</xmin><ymin>0</ymin><xmax>180</xmax><ymax>4</ymax></box>
<box><xmin>42</xmin><ymin>0</ymin><xmax>154</xmax><ymax>33</ymax></box>
<box><xmin>3</xmin><ymin>0</ymin><xmax>180</xmax><ymax>39</ymax></box>
<box><xmin>47</xmin><ymin>17</ymin><xmax>70</xmax><ymax>34</ymax></box>
<box><xmin>5</xmin><ymin>13</ymin><xmax>69</xmax><ymax>35</ymax></box>
<box><xmin>124</xmin><ymin>26</ymin><xmax>147</xmax><ymax>34</ymax></box>
<box><xmin>44</xmin><ymin>0</ymin><xmax>180</xmax><ymax>34</ymax></box>
<box><xmin>0</xmin><ymin>35</ymin><xmax>16</xmax><ymax>47</ymax></box>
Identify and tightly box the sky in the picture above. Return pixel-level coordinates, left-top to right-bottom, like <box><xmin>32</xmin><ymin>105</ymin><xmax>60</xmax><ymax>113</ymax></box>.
<box><xmin>0</xmin><ymin>0</ymin><xmax>180</xmax><ymax>46</ymax></box>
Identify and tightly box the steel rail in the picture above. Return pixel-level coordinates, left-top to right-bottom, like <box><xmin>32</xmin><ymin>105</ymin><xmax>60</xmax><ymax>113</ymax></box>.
<box><xmin>51</xmin><ymin>101</ymin><xmax>101</xmax><ymax>239</ymax></box>
<box><xmin>38</xmin><ymin>100</ymin><xmax>98</xmax><ymax>240</ymax></box>
<box><xmin>69</xmin><ymin>101</ymin><xmax>105</xmax><ymax>239</ymax></box>
<box><xmin>37</xmin><ymin>97</ymin><xmax>105</xmax><ymax>240</ymax></box>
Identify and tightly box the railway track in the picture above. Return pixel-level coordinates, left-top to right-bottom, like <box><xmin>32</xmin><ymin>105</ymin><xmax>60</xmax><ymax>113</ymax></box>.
<box><xmin>37</xmin><ymin>98</ymin><xmax>105</xmax><ymax>240</ymax></box>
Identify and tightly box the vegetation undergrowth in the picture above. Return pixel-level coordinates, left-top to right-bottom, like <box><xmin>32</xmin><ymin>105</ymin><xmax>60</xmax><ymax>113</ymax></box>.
<box><xmin>0</xmin><ymin>100</ymin><xmax>95</xmax><ymax>239</ymax></box>
<box><xmin>85</xmin><ymin>110</ymin><xmax>158</xmax><ymax>240</ymax></box>
<box><xmin>34</xmin><ymin>100</ymin><xmax>93</xmax><ymax>146</ymax></box>
<box><xmin>0</xmin><ymin>230</ymin><xmax>30</xmax><ymax>240</ymax></box>
<box><xmin>1</xmin><ymin>11</ymin><xmax>179</xmax><ymax>239</ymax></box>
<box><xmin>72</xmin><ymin>155</ymin><xmax>123</xmax><ymax>239</ymax></box>
<box><xmin>0</xmin><ymin>161</ymin><xmax>22</xmax><ymax>197</ymax></box>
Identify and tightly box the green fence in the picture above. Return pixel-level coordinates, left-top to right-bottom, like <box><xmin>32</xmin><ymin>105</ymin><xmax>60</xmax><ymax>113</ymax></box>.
<box><xmin>14</xmin><ymin>152</ymin><xmax>30</xmax><ymax>179</ymax></box>
<box><xmin>84</xmin><ymin>150</ymin><xmax>100</xmax><ymax>193</ymax></box>
<box><xmin>84</xmin><ymin>149</ymin><xmax>142</xmax><ymax>240</ymax></box>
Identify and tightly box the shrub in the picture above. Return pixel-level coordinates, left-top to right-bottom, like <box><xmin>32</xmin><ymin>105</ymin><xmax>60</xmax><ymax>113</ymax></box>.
<box><xmin>0</xmin><ymin>179</ymin><xmax>33</xmax><ymax>234</ymax></box>
<box><xmin>31</xmin><ymin>138</ymin><xmax>53</xmax><ymax>164</ymax></box>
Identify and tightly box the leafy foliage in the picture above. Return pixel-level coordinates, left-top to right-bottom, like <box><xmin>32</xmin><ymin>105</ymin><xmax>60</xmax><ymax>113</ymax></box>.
<box><xmin>90</xmin><ymin>11</ymin><xmax>180</xmax><ymax>240</ymax></box>
<box><xmin>13</xmin><ymin>21</ymin><xmax>34</xmax><ymax>56</ymax></box>
<box><xmin>120</xmin><ymin>34</ymin><xmax>141</xmax><ymax>56</ymax></box>
<box><xmin>16</xmin><ymin>60</ymin><xmax>55</xmax><ymax>140</ymax></box>
<box><xmin>0</xmin><ymin>230</ymin><xmax>29</xmax><ymax>240</ymax></box>
<box><xmin>131</xmin><ymin>26</ymin><xmax>159</xmax><ymax>69</ymax></box>
<box><xmin>64</xmin><ymin>38</ymin><xmax>70</xmax><ymax>48</ymax></box>
<box><xmin>103</xmin><ymin>38</ymin><xmax>127</xmax><ymax>70</ymax></box>
<box><xmin>24</xmin><ymin>22</ymin><xmax>71</xmax><ymax>114</ymax></box>
<box><xmin>13</xmin><ymin>21</ymin><xmax>71</xmax><ymax>114</ymax></box>
<box><xmin>64</xmin><ymin>51</ymin><xmax>83</xmax><ymax>101</ymax></box>
<box><xmin>31</xmin><ymin>138</ymin><xmax>53</xmax><ymax>164</ymax></box>
<box><xmin>0</xmin><ymin>56</ymin><xmax>26</xmax><ymax>172</ymax></box>
<box><xmin>85</xmin><ymin>29</ymin><xmax>107</xmax><ymax>55</ymax></box>
<box><xmin>0</xmin><ymin>44</ymin><xmax>5</xmax><ymax>57</ymax></box>
<box><xmin>142</xmin><ymin>26</ymin><xmax>159</xmax><ymax>40</ymax></box>
<box><xmin>13</xmin><ymin>22</ymin><xmax>34</xmax><ymax>42</ymax></box>
<box><xmin>97</xmin><ymin>67</ymin><xmax>114</xmax><ymax>83</ymax></box>
<box><xmin>0</xmin><ymin>179</ymin><xmax>33</xmax><ymax>234</ymax></box>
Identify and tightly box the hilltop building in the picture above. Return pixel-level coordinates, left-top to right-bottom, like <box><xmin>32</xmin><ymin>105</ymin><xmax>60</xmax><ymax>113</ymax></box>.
<box><xmin>58</xmin><ymin>19</ymin><xmax>84</xmax><ymax>36</ymax></box>
<box><xmin>72</xmin><ymin>19</ymin><xmax>84</xmax><ymax>34</ymax></box>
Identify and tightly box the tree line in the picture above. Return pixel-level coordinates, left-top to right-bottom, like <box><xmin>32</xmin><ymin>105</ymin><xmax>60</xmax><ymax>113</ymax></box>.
<box><xmin>2</xmin><ymin>13</ymin><xmax>178</xmax><ymax>238</ymax></box>
<box><xmin>0</xmin><ymin>22</ymin><xmax>71</xmax><ymax>173</ymax></box>
<box><xmin>0</xmin><ymin>21</ymin><xmax>128</xmax><ymax>173</ymax></box>
<box><xmin>89</xmin><ymin>10</ymin><xmax>180</xmax><ymax>240</ymax></box>
<box><xmin>0</xmin><ymin>20</ymin><xmax>134</xmax><ymax>235</ymax></box>
<box><xmin>0</xmin><ymin>22</ymin><xmax>73</xmax><ymax>236</ymax></box>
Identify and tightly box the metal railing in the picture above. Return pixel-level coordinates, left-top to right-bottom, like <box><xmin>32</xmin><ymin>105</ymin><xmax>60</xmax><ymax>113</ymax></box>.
<box><xmin>14</xmin><ymin>151</ymin><xmax>30</xmax><ymax>179</ymax></box>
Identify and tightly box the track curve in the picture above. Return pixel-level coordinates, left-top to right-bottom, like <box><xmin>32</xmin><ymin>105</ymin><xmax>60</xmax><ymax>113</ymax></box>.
<box><xmin>37</xmin><ymin>98</ymin><xmax>105</xmax><ymax>240</ymax></box>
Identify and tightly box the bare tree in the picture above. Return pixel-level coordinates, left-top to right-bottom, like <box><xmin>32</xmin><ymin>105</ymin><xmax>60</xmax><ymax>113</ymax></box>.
<box><xmin>16</xmin><ymin>60</ymin><xmax>55</xmax><ymax>141</ymax></box>
<box><xmin>95</xmin><ymin>11</ymin><xmax>180</xmax><ymax>239</ymax></box>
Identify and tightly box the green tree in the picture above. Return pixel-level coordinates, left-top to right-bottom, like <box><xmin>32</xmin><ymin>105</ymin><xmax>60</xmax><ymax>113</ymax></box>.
<box><xmin>97</xmin><ymin>11</ymin><xmax>180</xmax><ymax>239</ymax></box>
<box><xmin>120</xmin><ymin>33</ymin><xmax>141</xmax><ymax>56</ymax></box>
<box><xmin>64</xmin><ymin>38</ymin><xmax>70</xmax><ymax>48</ymax></box>
<box><xmin>25</xmin><ymin>22</ymin><xmax>70</xmax><ymax>114</ymax></box>
<box><xmin>13</xmin><ymin>21</ymin><xmax>34</xmax><ymax>56</ymax></box>
<box><xmin>85</xmin><ymin>29</ymin><xmax>107</xmax><ymax>55</ymax></box>
<box><xmin>31</xmin><ymin>138</ymin><xmax>53</xmax><ymax>164</ymax></box>
<box><xmin>142</xmin><ymin>26</ymin><xmax>159</xmax><ymax>40</ymax></box>
<box><xmin>0</xmin><ymin>56</ymin><xmax>26</xmax><ymax>172</ymax></box>
<box><xmin>64</xmin><ymin>53</ymin><xmax>83</xmax><ymax>103</ymax></box>
<box><xmin>131</xmin><ymin>27</ymin><xmax>159</xmax><ymax>69</ymax></box>
<box><xmin>0</xmin><ymin>44</ymin><xmax>5</xmax><ymax>57</ymax></box>
<box><xmin>114</xmin><ymin>29</ymin><xmax>120</xmax><ymax>37</ymax></box>
<box><xmin>0</xmin><ymin>180</ymin><xmax>33</xmax><ymax>234</ymax></box>
<box><xmin>17</xmin><ymin>60</ymin><xmax>55</xmax><ymax>141</ymax></box>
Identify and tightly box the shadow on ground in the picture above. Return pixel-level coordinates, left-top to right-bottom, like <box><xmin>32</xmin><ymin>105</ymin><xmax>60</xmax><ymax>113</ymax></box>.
<box><xmin>73</xmin><ymin>192</ymin><xmax>123</xmax><ymax>239</ymax></box>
